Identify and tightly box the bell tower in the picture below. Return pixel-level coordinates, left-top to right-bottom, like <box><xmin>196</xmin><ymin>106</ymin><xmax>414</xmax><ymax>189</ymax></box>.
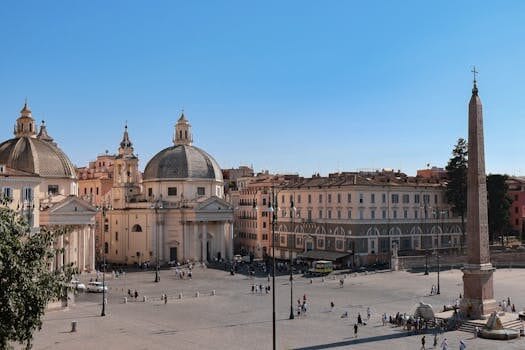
<box><xmin>14</xmin><ymin>100</ymin><xmax>37</xmax><ymax>138</ymax></box>
<box><xmin>173</xmin><ymin>112</ymin><xmax>192</xmax><ymax>146</ymax></box>
<box><xmin>112</xmin><ymin>124</ymin><xmax>141</xmax><ymax>208</ymax></box>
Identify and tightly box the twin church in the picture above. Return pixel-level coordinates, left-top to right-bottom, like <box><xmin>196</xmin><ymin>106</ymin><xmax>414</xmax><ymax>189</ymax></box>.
<box><xmin>0</xmin><ymin>103</ymin><xmax>233</xmax><ymax>272</ymax></box>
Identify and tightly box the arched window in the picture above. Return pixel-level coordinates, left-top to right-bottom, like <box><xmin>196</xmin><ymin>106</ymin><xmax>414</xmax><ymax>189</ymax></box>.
<box><xmin>179</xmin><ymin>130</ymin><xmax>182</xmax><ymax>139</ymax></box>
<box><xmin>132</xmin><ymin>224</ymin><xmax>143</xmax><ymax>232</ymax></box>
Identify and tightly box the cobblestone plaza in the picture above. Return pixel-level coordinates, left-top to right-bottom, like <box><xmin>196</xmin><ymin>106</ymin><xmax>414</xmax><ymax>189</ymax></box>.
<box><xmin>27</xmin><ymin>267</ymin><xmax>525</xmax><ymax>349</ymax></box>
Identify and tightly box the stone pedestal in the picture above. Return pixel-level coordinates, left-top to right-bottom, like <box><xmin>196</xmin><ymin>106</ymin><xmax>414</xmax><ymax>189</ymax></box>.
<box><xmin>460</xmin><ymin>263</ymin><xmax>498</xmax><ymax>319</ymax></box>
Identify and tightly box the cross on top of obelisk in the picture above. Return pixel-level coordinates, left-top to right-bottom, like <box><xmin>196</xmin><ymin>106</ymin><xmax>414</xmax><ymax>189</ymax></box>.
<box><xmin>471</xmin><ymin>66</ymin><xmax>479</xmax><ymax>84</ymax></box>
<box><xmin>471</xmin><ymin>66</ymin><xmax>479</xmax><ymax>94</ymax></box>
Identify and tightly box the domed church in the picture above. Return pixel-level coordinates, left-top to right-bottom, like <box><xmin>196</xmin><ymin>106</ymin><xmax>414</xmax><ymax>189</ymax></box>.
<box><xmin>105</xmin><ymin>113</ymin><xmax>234</xmax><ymax>265</ymax></box>
<box><xmin>0</xmin><ymin>102</ymin><xmax>97</xmax><ymax>272</ymax></box>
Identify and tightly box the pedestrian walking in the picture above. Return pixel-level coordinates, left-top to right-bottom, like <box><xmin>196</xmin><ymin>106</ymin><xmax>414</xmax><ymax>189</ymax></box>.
<box><xmin>433</xmin><ymin>333</ymin><xmax>438</xmax><ymax>347</ymax></box>
<box><xmin>440</xmin><ymin>337</ymin><xmax>448</xmax><ymax>350</ymax></box>
<box><xmin>164</xmin><ymin>293</ymin><xmax>168</xmax><ymax>304</ymax></box>
<box><xmin>134</xmin><ymin>290</ymin><xmax>138</xmax><ymax>299</ymax></box>
<box><xmin>367</xmin><ymin>307</ymin><xmax>371</xmax><ymax>320</ymax></box>
<box><xmin>357</xmin><ymin>313</ymin><xmax>363</xmax><ymax>325</ymax></box>
<box><xmin>420</xmin><ymin>335</ymin><xmax>426</xmax><ymax>349</ymax></box>
<box><xmin>330</xmin><ymin>301</ymin><xmax>335</xmax><ymax>311</ymax></box>
<box><xmin>459</xmin><ymin>340</ymin><xmax>466</xmax><ymax>350</ymax></box>
<box><xmin>354</xmin><ymin>323</ymin><xmax>358</xmax><ymax>338</ymax></box>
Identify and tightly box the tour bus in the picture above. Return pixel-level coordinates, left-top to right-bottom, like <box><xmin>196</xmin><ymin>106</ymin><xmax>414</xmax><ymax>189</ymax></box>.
<box><xmin>308</xmin><ymin>260</ymin><xmax>333</xmax><ymax>276</ymax></box>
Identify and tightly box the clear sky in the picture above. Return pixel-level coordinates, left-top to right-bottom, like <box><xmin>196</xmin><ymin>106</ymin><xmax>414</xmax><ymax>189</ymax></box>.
<box><xmin>1</xmin><ymin>1</ymin><xmax>524</xmax><ymax>177</ymax></box>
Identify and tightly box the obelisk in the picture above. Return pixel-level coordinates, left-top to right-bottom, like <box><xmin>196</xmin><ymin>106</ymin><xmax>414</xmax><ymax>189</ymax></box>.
<box><xmin>460</xmin><ymin>69</ymin><xmax>497</xmax><ymax>319</ymax></box>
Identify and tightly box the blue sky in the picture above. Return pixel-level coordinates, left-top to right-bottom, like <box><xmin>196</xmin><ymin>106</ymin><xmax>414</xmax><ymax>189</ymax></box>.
<box><xmin>1</xmin><ymin>1</ymin><xmax>524</xmax><ymax>176</ymax></box>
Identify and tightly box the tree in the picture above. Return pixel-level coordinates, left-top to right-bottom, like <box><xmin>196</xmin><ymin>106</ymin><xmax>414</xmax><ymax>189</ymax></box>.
<box><xmin>445</xmin><ymin>138</ymin><xmax>468</xmax><ymax>250</ymax></box>
<box><xmin>0</xmin><ymin>201</ymin><xmax>72</xmax><ymax>350</ymax></box>
<box><xmin>487</xmin><ymin>174</ymin><xmax>512</xmax><ymax>244</ymax></box>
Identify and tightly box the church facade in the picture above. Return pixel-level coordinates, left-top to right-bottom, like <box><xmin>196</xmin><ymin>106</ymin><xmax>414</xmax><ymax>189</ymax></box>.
<box><xmin>103</xmin><ymin>114</ymin><xmax>234</xmax><ymax>266</ymax></box>
<box><xmin>0</xmin><ymin>103</ymin><xmax>97</xmax><ymax>272</ymax></box>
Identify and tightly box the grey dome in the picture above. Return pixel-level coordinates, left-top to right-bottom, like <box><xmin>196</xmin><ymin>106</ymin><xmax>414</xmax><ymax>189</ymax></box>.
<box><xmin>0</xmin><ymin>137</ymin><xmax>76</xmax><ymax>178</ymax></box>
<box><xmin>143</xmin><ymin>145</ymin><xmax>222</xmax><ymax>182</ymax></box>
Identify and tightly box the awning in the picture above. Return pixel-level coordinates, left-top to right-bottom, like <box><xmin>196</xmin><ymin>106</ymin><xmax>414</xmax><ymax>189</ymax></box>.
<box><xmin>297</xmin><ymin>250</ymin><xmax>350</xmax><ymax>261</ymax></box>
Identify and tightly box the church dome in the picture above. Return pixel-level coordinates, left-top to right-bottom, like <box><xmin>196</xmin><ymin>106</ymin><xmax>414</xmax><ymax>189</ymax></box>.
<box><xmin>142</xmin><ymin>113</ymin><xmax>222</xmax><ymax>182</ymax></box>
<box><xmin>0</xmin><ymin>104</ymin><xmax>77</xmax><ymax>179</ymax></box>
<box><xmin>0</xmin><ymin>136</ymin><xmax>77</xmax><ymax>178</ymax></box>
<box><xmin>143</xmin><ymin>144</ymin><xmax>222</xmax><ymax>182</ymax></box>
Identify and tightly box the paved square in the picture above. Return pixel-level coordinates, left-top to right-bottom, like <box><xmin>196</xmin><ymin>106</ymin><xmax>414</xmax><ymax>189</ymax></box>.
<box><xmin>26</xmin><ymin>267</ymin><xmax>525</xmax><ymax>349</ymax></box>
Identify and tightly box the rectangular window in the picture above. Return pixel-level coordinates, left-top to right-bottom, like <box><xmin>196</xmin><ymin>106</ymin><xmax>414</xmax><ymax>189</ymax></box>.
<box><xmin>382</xmin><ymin>193</ymin><xmax>386</xmax><ymax>203</ymax></box>
<box><xmin>308</xmin><ymin>194</ymin><xmax>311</xmax><ymax>204</ymax></box>
<box><xmin>347</xmin><ymin>193</ymin><xmax>352</xmax><ymax>203</ymax></box>
<box><xmin>414</xmin><ymin>210</ymin><xmax>418</xmax><ymax>219</ymax></box>
<box><xmin>414</xmin><ymin>194</ymin><xmax>420</xmax><ymax>204</ymax></box>
<box><xmin>348</xmin><ymin>209</ymin><xmax>352</xmax><ymax>219</ymax></box>
<box><xmin>263</xmin><ymin>222</ymin><xmax>266</xmax><ymax>228</ymax></box>
<box><xmin>96</xmin><ymin>187</ymin><xmax>99</xmax><ymax>195</ymax></box>
<box><xmin>337</xmin><ymin>193</ymin><xmax>341</xmax><ymax>203</ymax></box>
<box><xmin>48</xmin><ymin>185</ymin><xmax>59</xmax><ymax>195</ymax></box>
<box><xmin>148</xmin><ymin>188</ymin><xmax>153</xmax><ymax>197</ymax></box>
<box><xmin>434</xmin><ymin>194</ymin><xmax>438</xmax><ymax>204</ymax></box>
<box><xmin>371</xmin><ymin>210</ymin><xmax>375</xmax><ymax>219</ymax></box>
<box><xmin>308</xmin><ymin>210</ymin><xmax>312</xmax><ymax>220</ymax></box>
<box><xmin>282</xmin><ymin>195</ymin><xmax>285</xmax><ymax>204</ymax></box>
<box><xmin>359</xmin><ymin>209</ymin><xmax>364</xmax><ymax>220</ymax></box>
<box><xmin>319</xmin><ymin>194</ymin><xmax>322</xmax><ymax>203</ymax></box>
<box><xmin>3</xmin><ymin>187</ymin><xmax>12</xmax><ymax>200</ymax></box>
<box><xmin>382</xmin><ymin>210</ymin><xmax>387</xmax><ymax>219</ymax></box>
<box><xmin>23</xmin><ymin>187</ymin><xmax>33</xmax><ymax>201</ymax></box>
<box><xmin>515</xmin><ymin>207</ymin><xmax>519</xmax><ymax>214</ymax></box>
<box><xmin>391</xmin><ymin>194</ymin><xmax>399</xmax><ymax>203</ymax></box>
<box><xmin>168</xmin><ymin>187</ymin><xmax>177</xmax><ymax>196</ymax></box>
<box><xmin>423</xmin><ymin>194</ymin><xmax>430</xmax><ymax>204</ymax></box>
<box><xmin>297</xmin><ymin>194</ymin><xmax>301</xmax><ymax>204</ymax></box>
<box><xmin>263</xmin><ymin>198</ymin><xmax>267</xmax><ymax>206</ymax></box>
<box><xmin>337</xmin><ymin>210</ymin><xmax>341</xmax><ymax>219</ymax></box>
<box><xmin>318</xmin><ymin>210</ymin><xmax>323</xmax><ymax>219</ymax></box>
<box><xmin>402</xmin><ymin>194</ymin><xmax>409</xmax><ymax>204</ymax></box>
<box><xmin>197</xmin><ymin>187</ymin><xmax>205</xmax><ymax>196</ymax></box>
<box><xmin>371</xmin><ymin>193</ymin><xmax>375</xmax><ymax>204</ymax></box>
<box><xmin>328</xmin><ymin>194</ymin><xmax>332</xmax><ymax>203</ymax></box>
<box><xmin>115</xmin><ymin>232</ymin><xmax>119</xmax><ymax>241</ymax></box>
<box><xmin>262</xmin><ymin>234</ymin><xmax>268</xmax><ymax>240</ymax></box>
<box><xmin>359</xmin><ymin>193</ymin><xmax>364</xmax><ymax>204</ymax></box>
<box><xmin>404</xmin><ymin>210</ymin><xmax>408</xmax><ymax>219</ymax></box>
<box><xmin>393</xmin><ymin>210</ymin><xmax>397</xmax><ymax>219</ymax></box>
<box><xmin>328</xmin><ymin>210</ymin><xmax>332</xmax><ymax>219</ymax></box>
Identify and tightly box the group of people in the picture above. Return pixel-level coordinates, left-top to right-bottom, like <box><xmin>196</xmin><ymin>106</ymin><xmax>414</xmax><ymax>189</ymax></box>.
<box><xmin>297</xmin><ymin>295</ymin><xmax>309</xmax><ymax>316</ymax></box>
<box><xmin>500</xmin><ymin>296</ymin><xmax>516</xmax><ymax>313</ymax></box>
<box><xmin>173</xmin><ymin>267</ymin><xmax>192</xmax><ymax>280</ymax></box>
<box><xmin>251</xmin><ymin>283</ymin><xmax>270</xmax><ymax>294</ymax></box>
<box><xmin>127</xmin><ymin>289</ymin><xmax>139</xmax><ymax>299</ymax></box>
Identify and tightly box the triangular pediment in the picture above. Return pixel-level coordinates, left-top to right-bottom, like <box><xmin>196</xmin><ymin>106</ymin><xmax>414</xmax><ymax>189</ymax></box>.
<box><xmin>40</xmin><ymin>196</ymin><xmax>96</xmax><ymax>226</ymax></box>
<box><xmin>195</xmin><ymin>196</ymin><xmax>233</xmax><ymax>212</ymax></box>
<box><xmin>47</xmin><ymin>196</ymin><xmax>97</xmax><ymax>214</ymax></box>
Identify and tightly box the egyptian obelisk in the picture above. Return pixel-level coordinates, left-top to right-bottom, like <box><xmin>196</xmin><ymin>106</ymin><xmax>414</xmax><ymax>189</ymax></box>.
<box><xmin>460</xmin><ymin>68</ymin><xmax>497</xmax><ymax>319</ymax></box>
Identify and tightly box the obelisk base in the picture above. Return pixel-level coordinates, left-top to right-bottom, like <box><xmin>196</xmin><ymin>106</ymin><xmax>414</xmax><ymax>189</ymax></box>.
<box><xmin>460</xmin><ymin>264</ymin><xmax>498</xmax><ymax>319</ymax></box>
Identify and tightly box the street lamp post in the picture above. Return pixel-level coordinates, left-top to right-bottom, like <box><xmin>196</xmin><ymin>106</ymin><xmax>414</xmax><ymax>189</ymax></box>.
<box><xmin>424</xmin><ymin>249</ymin><xmax>429</xmax><ymax>275</ymax></box>
<box><xmin>152</xmin><ymin>199</ymin><xmax>163</xmax><ymax>283</ymax></box>
<box><xmin>270</xmin><ymin>188</ymin><xmax>277</xmax><ymax>350</ymax></box>
<box><xmin>436</xmin><ymin>252</ymin><xmax>441</xmax><ymax>294</ymax></box>
<box><xmin>101</xmin><ymin>205</ymin><xmax>108</xmax><ymax>317</ymax></box>
<box><xmin>289</xmin><ymin>199</ymin><xmax>295</xmax><ymax>320</ymax></box>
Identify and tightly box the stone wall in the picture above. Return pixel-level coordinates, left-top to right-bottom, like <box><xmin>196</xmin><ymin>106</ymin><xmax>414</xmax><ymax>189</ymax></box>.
<box><xmin>398</xmin><ymin>251</ymin><xmax>525</xmax><ymax>270</ymax></box>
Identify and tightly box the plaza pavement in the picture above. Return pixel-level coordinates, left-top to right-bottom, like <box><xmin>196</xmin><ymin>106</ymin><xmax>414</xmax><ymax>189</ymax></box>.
<box><xmin>25</xmin><ymin>267</ymin><xmax>525</xmax><ymax>350</ymax></box>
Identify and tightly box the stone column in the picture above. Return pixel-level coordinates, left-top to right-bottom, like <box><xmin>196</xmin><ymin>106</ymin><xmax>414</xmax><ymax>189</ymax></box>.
<box><xmin>460</xmin><ymin>80</ymin><xmax>497</xmax><ymax>319</ymax></box>
<box><xmin>222</xmin><ymin>222</ymin><xmax>227</xmax><ymax>260</ymax></box>
<box><xmin>182</xmin><ymin>222</ymin><xmax>186</xmax><ymax>261</ymax></box>
<box><xmin>201</xmin><ymin>222</ymin><xmax>207</xmax><ymax>263</ymax></box>
<box><xmin>229</xmin><ymin>221</ymin><xmax>234</xmax><ymax>260</ymax></box>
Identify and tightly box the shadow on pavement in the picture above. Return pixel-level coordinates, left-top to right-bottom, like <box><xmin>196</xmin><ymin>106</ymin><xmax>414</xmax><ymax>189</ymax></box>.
<box><xmin>294</xmin><ymin>330</ymin><xmax>431</xmax><ymax>350</ymax></box>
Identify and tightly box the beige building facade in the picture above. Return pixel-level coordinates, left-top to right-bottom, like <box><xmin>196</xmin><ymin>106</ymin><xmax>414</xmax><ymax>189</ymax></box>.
<box><xmin>234</xmin><ymin>170</ymin><xmax>463</xmax><ymax>266</ymax></box>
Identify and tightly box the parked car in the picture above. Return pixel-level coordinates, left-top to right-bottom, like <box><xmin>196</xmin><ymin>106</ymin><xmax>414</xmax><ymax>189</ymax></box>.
<box><xmin>86</xmin><ymin>281</ymin><xmax>108</xmax><ymax>293</ymax></box>
<box><xmin>70</xmin><ymin>279</ymin><xmax>86</xmax><ymax>292</ymax></box>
